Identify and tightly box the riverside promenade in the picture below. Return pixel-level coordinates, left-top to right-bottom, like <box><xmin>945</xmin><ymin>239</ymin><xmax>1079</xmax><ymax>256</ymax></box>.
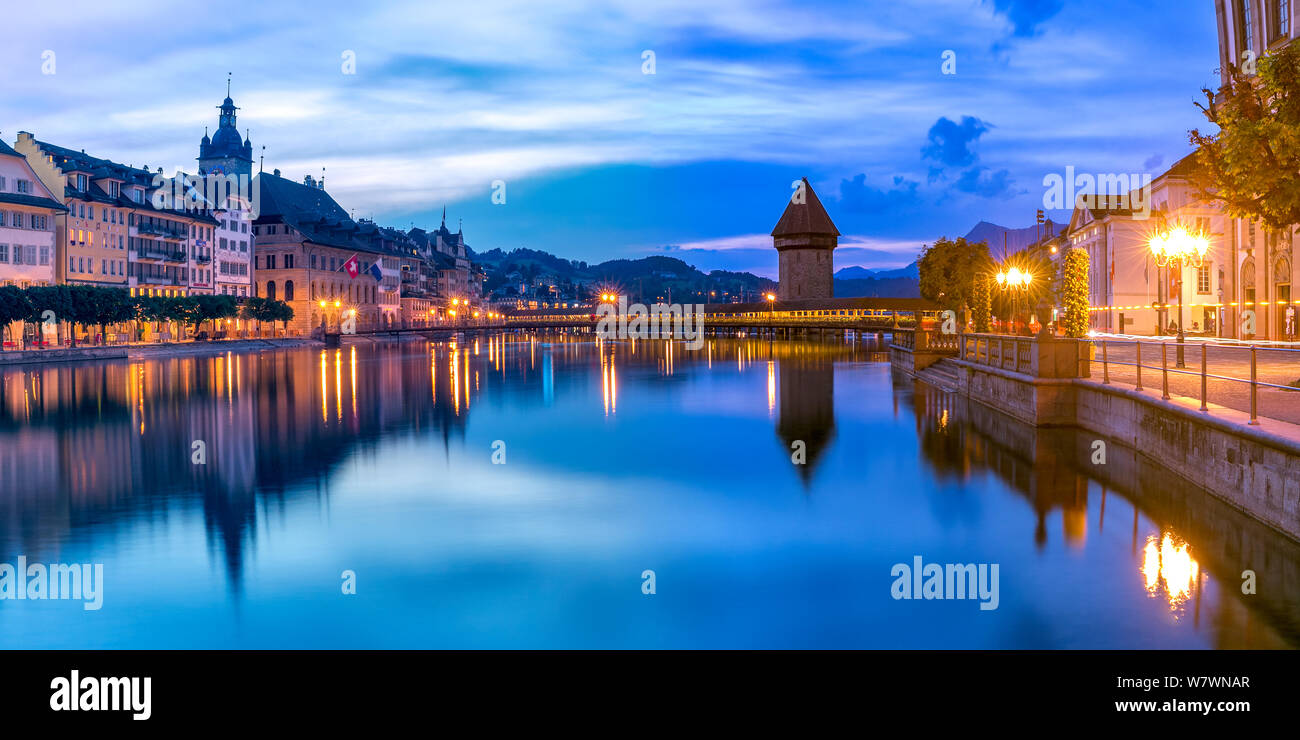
<box><xmin>0</xmin><ymin>337</ymin><xmax>321</xmax><ymax>366</ymax></box>
<box><xmin>891</xmin><ymin>328</ymin><xmax>1300</xmax><ymax>541</ymax></box>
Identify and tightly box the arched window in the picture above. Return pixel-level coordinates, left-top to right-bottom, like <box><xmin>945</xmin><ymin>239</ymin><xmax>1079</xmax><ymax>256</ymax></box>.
<box><xmin>266</xmin><ymin>281</ymin><xmax>276</xmax><ymax>301</ymax></box>
<box><xmin>285</xmin><ymin>280</ymin><xmax>295</xmax><ymax>302</ymax></box>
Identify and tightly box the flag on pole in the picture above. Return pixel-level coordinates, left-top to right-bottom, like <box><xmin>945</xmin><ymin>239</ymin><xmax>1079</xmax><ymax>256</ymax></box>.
<box><xmin>368</xmin><ymin>262</ymin><xmax>383</xmax><ymax>282</ymax></box>
<box><xmin>343</xmin><ymin>254</ymin><xmax>360</xmax><ymax>279</ymax></box>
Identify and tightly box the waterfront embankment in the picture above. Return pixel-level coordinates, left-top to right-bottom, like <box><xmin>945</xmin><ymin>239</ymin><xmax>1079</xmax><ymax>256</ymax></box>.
<box><xmin>0</xmin><ymin>337</ymin><xmax>322</xmax><ymax>366</ymax></box>
<box><xmin>890</xmin><ymin>330</ymin><xmax>1300</xmax><ymax>542</ymax></box>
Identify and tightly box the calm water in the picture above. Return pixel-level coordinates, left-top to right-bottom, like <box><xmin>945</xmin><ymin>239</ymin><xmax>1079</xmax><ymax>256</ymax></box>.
<box><xmin>0</xmin><ymin>335</ymin><xmax>1296</xmax><ymax>649</ymax></box>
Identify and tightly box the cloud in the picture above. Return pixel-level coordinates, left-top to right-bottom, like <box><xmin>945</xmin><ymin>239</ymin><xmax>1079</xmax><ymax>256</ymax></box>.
<box><xmin>837</xmin><ymin>173</ymin><xmax>920</xmax><ymax>214</ymax></box>
<box><xmin>921</xmin><ymin>116</ymin><xmax>991</xmax><ymax>169</ymax></box>
<box><xmin>953</xmin><ymin>166</ymin><xmax>1021</xmax><ymax>200</ymax></box>
<box><xmin>1143</xmin><ymin>154</ymin><xmax>1164</xmax><ymax>171</ymax></box>
<box><xmin>985</xmin><ymin>0</ymin><xmax>1066</xmax><ymax>37</ymax></box>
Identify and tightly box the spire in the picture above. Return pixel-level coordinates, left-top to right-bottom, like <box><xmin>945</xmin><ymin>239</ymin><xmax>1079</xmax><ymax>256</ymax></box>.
<box><xmin>227</xmin><ymin>72</ymin><xmax>232</xmax><ymax>98</ymax></box>
<box><xmin>771</xmin><ymin>177</ymin><xmax>840</xmax><ymax>237</ymax></box>
<box><xmin>441</xmin><ymin>205</ymin><xmax>446</xmax><ymax>227</ymax></box>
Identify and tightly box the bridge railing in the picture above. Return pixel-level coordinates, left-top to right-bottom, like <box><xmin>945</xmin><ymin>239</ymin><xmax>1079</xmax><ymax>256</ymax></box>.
<box><xmin>889</xmin><ymin>327</ymin><xmax>959</xmax><ymax>354</ymax></box>
<box><xmin>959</xmin><ymin>333</ymin><xmax>1090</xmax><ymax>379</ymax></box>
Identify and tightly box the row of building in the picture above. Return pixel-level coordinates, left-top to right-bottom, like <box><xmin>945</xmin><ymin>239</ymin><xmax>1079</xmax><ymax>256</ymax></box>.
<box><xmin>1010</xmin><ymin>2</ymin><xmax>1299</xmax><ymax>341</ymax></box>
<box><xmin>0</xmin><ymin>87</ymin><xmax>482</xmax><ymax>339</ymax></box>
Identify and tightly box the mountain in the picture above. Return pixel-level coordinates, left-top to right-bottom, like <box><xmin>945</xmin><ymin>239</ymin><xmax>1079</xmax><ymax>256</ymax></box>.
<box><xmin>836</xmin><ymin>262</ymin><xmax>919</xmax><ymax>280</ymax></box>
<box><xmin>479</xmin><ymin>248</ymin><xmax>776</xmax><ymax>303</ymax></box>
<box><xmin>963</xmin><ymin>220</ymin><xmax>1065</xmax><ymax>256</ymax></box>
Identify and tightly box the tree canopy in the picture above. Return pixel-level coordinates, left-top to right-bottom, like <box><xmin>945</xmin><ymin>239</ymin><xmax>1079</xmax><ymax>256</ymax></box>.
<box><xmin>918</xmin><ymin>236</ymin><xmax>991</xmax><ymax>312</ymax></box>
<box><xmin>1190</xmin><ymin>43</ymin><xmax>1300</xmax><ymax>231</ymax></box>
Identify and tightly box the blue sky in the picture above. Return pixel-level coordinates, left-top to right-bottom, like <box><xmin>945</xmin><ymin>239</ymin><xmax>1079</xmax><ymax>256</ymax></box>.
<box><xmin>0</xmin><ymin>0</ymin><xmax>1219</xmax><ymax>278</ymax></box>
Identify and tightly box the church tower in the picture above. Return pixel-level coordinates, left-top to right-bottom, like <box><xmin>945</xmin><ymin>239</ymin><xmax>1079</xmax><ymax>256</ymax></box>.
<box><xmin>198</xmin><ymin>78</ymin><xmax>254</xmax><ymax>177</ymax></box>
<box><xmin>772</xmin><ymin>177</ymin><xmax>839</xmax><ymax>301</ymax></box>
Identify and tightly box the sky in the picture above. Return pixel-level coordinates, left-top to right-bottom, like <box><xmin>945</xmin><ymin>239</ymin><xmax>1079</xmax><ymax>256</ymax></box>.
<box><xmin>0</xmin><ymin>0</ymin><xmax>1221</xmax><ymax>278</ymax></box>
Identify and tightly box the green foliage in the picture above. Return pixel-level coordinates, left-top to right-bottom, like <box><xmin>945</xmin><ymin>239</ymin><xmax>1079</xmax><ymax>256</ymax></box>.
<box><xmin>1190</xmin><ymin>43</ymin><xmax>1300</xmax><ymax>231</ymax></box>
<box><xmin>918</xmin><ymin>236</ymin><xmax>991</xmax><ymax>312</ymax></box>
<box><xmin>0</xmin><ymin>286</ymin><xmax>32</xmax><ymax>345</ymax></box>
<box><xmin>1061</xmin><ymin>247</ymin><xmax>1090</xmax><ymax>338</ymax></box>
<box><xmin>970</xmin><ymin>272</ymin><xmax>991</xmax><ymax>332</ymax></box>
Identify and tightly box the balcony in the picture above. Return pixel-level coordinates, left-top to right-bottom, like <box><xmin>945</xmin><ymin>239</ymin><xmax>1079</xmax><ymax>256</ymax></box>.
<box><xmin>194</xmin><ymin>254</ymin><xmax>212</xmax><ymax>265</ymax></box>
<box><xmin>133</xmin><ymin>247</ymin><xmax>187</xmax><ymax>263</ymax></box>
<box><xmin>139</xmin><ymin>273</ymin><xmax>186</xmax><ymax>287</ymax></box>
<box><xmin>136</xmin><ymin>222</ymin><xmax>188</xmax><ymax>240</ymax></box>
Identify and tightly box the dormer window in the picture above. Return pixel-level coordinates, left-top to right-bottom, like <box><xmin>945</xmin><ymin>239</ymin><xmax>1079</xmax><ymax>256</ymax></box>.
<box><xmin>76</xmin><ymin>174</ymin><xmax>87</xmax><ymax>191</ymax></box>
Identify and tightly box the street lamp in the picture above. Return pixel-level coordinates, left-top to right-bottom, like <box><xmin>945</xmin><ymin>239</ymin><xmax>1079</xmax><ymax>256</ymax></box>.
<box><xmin>995</xmin><ymin>266</ymin><xmax>1033</xmax><ymax>334</ymax></box>
<box><xmin>1149</xmin><ymin>226</ymin><xmax>1209</xmax><ymax>368</ymax></box>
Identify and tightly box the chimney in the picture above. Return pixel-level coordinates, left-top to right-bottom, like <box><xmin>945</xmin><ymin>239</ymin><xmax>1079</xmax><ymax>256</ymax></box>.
<box><xmin>273</xmin><ymin>168</ymin><xmax>281</xmax><ymax>177</ymax></box>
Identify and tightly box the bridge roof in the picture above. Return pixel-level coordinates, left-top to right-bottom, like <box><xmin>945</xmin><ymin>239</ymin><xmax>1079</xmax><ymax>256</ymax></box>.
<box><xmin>705</xmin><ymin>297</ymin><xmax>940</xmax><ymax>313</ymax></box>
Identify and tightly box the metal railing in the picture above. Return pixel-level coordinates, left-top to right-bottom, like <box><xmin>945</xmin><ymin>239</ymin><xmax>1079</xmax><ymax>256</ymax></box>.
<box><xmin>1094</xmin><ymin>338</ymin><xmax>1300</xmax><ymax>425</ymax></box>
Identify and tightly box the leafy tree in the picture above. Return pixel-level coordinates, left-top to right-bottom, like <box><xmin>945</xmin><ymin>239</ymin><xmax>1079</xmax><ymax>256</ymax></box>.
<box><xmin>82</xmin><ymin>288</ymin><xmax>133</xmax><ymax>344</ymax></box>
<box><xmin>970</xmin><ymin>272</ymin><xmax>991</xmax><ymax>333</ymax></box>
<box><xmin>26</xmin><ymin>285</ymin><xmax>73</xmax><ymax>346</ymax></box>
<box><xmin>1189</xmin><ymin>43</ymin><xmax>1300</xmax><ymax>231</ymax></box>
<box><xmin>0</xmin><ymin>286</ymin><xmax>32</xmax><ymax>349</ymax></box>
<box><xmin>193</xmin><ymin>294</ymin><xmax>239</xmax><ymax>335</ymax></box>
<box><xmin>918</xmin><ymin>237</ymin><xmax>991</xmax><ymax>314</ymax></box>
<box><xmin>1061</xmin><ymin>247</ymin><xmax>1090</xmax><ymax>338</ymax></box>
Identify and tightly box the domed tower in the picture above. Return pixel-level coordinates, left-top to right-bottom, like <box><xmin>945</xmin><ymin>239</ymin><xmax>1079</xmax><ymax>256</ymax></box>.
<box><xmin>772</xmin><ymin>177</ymin><xmax>839</xmax><ymax>301</ymax></box>
<box><xmin>198</xmin><ymin>80</ymin><xmax>254</xmax><ymax>177</ymax></box>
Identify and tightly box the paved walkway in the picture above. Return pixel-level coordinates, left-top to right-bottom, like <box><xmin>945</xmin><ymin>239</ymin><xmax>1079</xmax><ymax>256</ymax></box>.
<box><xmin>1088</xmin><ymin>339</ymin><xmax>1300</xmax><ymax>426</ymax></box>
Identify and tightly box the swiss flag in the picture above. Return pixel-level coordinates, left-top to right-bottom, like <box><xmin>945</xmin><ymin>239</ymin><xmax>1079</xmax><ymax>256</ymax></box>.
<box><xmin>344</xmin><ymin>255</ymin><xmax>360</xmax><ymax>279</ymax></box>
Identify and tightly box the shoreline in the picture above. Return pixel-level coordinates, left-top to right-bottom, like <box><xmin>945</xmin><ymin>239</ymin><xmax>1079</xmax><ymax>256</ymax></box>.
<box><xmin>0</xmin><ymin>337</ymin><xmax>323</xmax><ymax>366</ymax></box>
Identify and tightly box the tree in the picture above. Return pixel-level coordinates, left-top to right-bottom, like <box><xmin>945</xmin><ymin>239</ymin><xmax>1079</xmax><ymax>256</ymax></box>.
<box><xmin>1061</xmin><ymin>247</ymin><xmax>1090</xmax><ymax>338</ymax></box>
<box><xmin>193</xmin><ymin>294</ymin><xmax>239</xmax><ymax>335</ymax></box>
<box><xmin>0</xmin><ymin>286</ymin><xmax>32</xmax><ymax>350</ymax></box>
<box><xmin>918</xmin><ymin>236</ymin><xmax>991</xmax><ymax>314</ymax></box>
<box><xmin>82</xmin><ymin>288</ymin><xmax>133</xmax><ymax>344</ymax></box>
<box><xmin>26</xmin><ymin>285</ymin><xmax>73</xmax><ymax>347</ymax></box>
<box><xmin>970</xmin><ymin>272</ymin><xmax>991</xmax><ymax>333</ymax></box>
<box><xmin>1189</xmin><ymin>43</ymin><xmax>1300</xmax><ymax>231</ymax></box>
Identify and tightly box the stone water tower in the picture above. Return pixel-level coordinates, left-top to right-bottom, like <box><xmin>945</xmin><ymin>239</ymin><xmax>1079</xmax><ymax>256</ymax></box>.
<box><xmin>772</xmin><ymin>177</ymin><xmax>839</xmax><ymax>300</ymax></box>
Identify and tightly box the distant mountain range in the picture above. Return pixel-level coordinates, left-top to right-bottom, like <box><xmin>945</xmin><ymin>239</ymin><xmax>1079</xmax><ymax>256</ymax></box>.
<box><xmin>472</xmin><ymin>248</ymin><xmax>776</xmax><ymax>303</ymax></box>
<box><xmin>834</xmin><ymin>262</ymin><xmax>920</xmax><ymax>280</ymax></box>
<box><xmin>963</xmin><ymin>219</ymin><xmax>1065</xmax><ymax>257</ymax></box>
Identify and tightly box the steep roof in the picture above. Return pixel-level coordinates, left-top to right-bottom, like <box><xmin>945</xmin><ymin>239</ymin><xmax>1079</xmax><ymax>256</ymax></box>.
<box><xmin>771</xmin><ymin>177</ymin><xmax>840</xmax><ymax>237</ymax></box>
<box><xmin>0</xmin><ymin>139</ymin><xmax>22</xmax><ymax>159</ymax></box>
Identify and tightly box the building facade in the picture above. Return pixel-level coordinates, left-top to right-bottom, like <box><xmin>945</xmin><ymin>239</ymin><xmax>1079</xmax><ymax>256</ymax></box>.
<box><xmin>0</xmin><ymin>139</ymin><xmax>63</xmax><ymax>292</ymax></box>
<box><xmin>1215</xmin><ymin>0</ymin><xmax>1299</xmax><ymax>338</ymax></box>
<box><xmin>1066</xmin><ymin>157</ymin><xmax>1228</xmax><ymax>336</ymax></box>
<box><xmin>773</xmin><ymin>177</ymin><xmax>839</xmax><ymax>301</ymax></box>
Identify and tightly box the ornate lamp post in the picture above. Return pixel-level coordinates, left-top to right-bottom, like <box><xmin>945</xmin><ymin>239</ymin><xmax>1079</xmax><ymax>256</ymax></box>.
<box><xmin>1149</xmin><ymin>226</ymin><xmax>1209</xmax><ymax>368</ymax></box>
<box><xmin>995</xmin><ymin>266</ymin><xmax>1032</xmax><ymax>334</ymax></box>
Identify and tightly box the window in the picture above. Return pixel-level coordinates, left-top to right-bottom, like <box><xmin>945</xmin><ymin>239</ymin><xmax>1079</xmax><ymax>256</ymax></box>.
<box><xmin>16</xmin><ymin>179</ymin><xmax>31</xmax><ymax>194</ymax></box>
<box><xmin>285</xmin><ymin>254</ymin><xmax>294</xmax><ymax>269</ymax></box>
<box><xmin>40</xmin><ymin>246</ymin><xmax>49</xmax><ymax>266</ymax></box>
<box><xmin>1197</xmin><ymin>264</ymin><xmax>1212</xmax><ymax>294</ymax></box>
<box><xmin>285</xmin><ymin>280</ymin><xmax>295</xmax><ymax>301</ymax></box>
<box><xmin>1283</xmin><ymin>0</ymin><xmax>1292</xmax><ymax>37</ymax></box>
<box><xmin>1241</xmin><ymin>0</ymin><xmax>1255</xmax><ymax>54</ymax></box>
<box><xmin>266</xmin><ymin>281</ymin><xmax>276</xmax><ymax>301</ymax></box>
<box><xmin>267</xmin><ymin>254</ymin><xmax>276</xmax><ymax>270</ymax></box>
<box><xmin>10</xmin><ymin>213</ymin><xmax>21</xmax><ymax>229</ymax></box>
<box><xmin>0</xmin><ymin>245</ymin><xmax>7</xmax><ymax>263</ymax></box>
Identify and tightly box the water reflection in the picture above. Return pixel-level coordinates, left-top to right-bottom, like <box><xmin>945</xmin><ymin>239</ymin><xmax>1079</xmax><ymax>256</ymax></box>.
<box><xmin>0</xmin><ymin>333</ymin><xmax>1296</xmax><ymax>648</ymax></box>
<box><xmin>900</xmin><ymin>375</ymin><xmax>1299</xmax><ymax>648</ymax></box>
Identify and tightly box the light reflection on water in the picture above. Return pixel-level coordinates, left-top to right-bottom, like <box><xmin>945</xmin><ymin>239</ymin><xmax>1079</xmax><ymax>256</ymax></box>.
<box><xmin>0</xmin><ymin>333</ymin><xmax>1296</xmax><ymax>649</ymax></box>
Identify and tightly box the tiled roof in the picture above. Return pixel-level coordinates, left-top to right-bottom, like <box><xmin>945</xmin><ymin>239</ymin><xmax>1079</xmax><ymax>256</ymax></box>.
<box><xmin>772</xmin><ymin>177</ymin><xmax>840</xmax><ymax>237</ymax></box>
<box><xmin>0</xmin><ymin>192</ymin><xmax>68</xmax><ymax>211</ymax></box>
